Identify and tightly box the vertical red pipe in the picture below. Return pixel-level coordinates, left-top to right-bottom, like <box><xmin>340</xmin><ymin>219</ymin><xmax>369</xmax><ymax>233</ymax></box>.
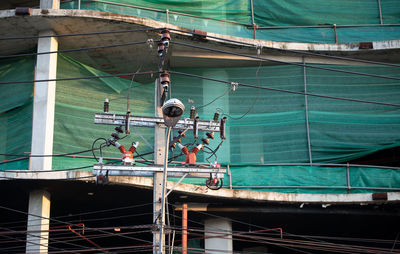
<box><xmin>182</xmin><ymin>203</ymin><xmax>188</xmax><ymax>254</ymax></box>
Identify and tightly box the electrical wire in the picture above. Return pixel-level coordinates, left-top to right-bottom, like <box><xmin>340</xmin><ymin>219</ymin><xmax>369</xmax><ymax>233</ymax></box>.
<box><xmin>0</xmin><ymin>226</ymin><xmax>94</xmax><ymax>252</ymax></box>
<box><xmin>0</xmin><ymin>148</ymin><xmax>101</xmax><ymax>158</ymax></box>
<box><xmin>196</xmin><ymin>87</ymin><xmax>231</xmax><ymax>110</ymax></box>
<box><xmin>224</xmin><ymin>59</ymin><xmax>263</xmax><ymax>120</ymax></box>
<box><xmin>0</xmin><ymin>227</ymin><xmax>69</xmax><ymax>253</ymax></box>
<box><xmin>172</xmin><ymin>41</ymin><xmax>400</xmax><ymax>81</ymax></box>
<box><xmin>169</xmin><ymin>71</ymin><xmax>400</xmax><ymax>108</ymax></box>
<box><xmin>0</xmin><ymin>23</ymin><xmax>398</xmax><ymax>69</ymax></box>
<box><xmin>170</xmin><ymin>224</ymin><xmax>398</xmax><ymax>254</ymax></box>
<box><xmin>0</xmin><ymin>159</ymin><xmax>121</xmax><ymax>173</ymax></box>
<box><xmin>126</xmin><ymin>40</ymin><xmax>154</xmax><ymax>116</ymax></box>
<box><xmin>0</xmin><ymin>70</ymin><xmax>160</xmax><ymax>85</ymax></box>
<box><xmin>131</xmin><ymin>126</ymin><xmax>154</xmax><ymax>150</ymax></box>
<box><xmin>205</xmin><ymin>140</ymin><xmax>224</xmax><ymax>162</ymax></box>
<box><xmin>0</xmin><ymin>40</ymin><xmax>152</xmax><ymax>59</ymax></box>
<box><xmin>91</xmin><ymin>138</ymin><xmax>108</xmax><ymax>162</ymax></box>
<box><xmin>0</xmin><ymin>27</ymin><xmax>162</xmax><ymax>41</ymax></box>
<box><xmin>170</xmin><ymin>205</ymin><xmax>334</xmax><ymax>248</ymax></box>
<box><xmin>0</xmin><ymin>205</ymin><xmax>154</xmax><ymax>248</ymax></box>
<box><xmin>168</xmin><ymin>28</ymin><xmax>400</xmax><ymax>68</ymax></box>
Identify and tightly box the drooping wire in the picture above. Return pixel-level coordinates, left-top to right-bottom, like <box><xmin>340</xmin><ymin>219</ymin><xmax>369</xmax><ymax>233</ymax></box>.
<box><xmin>126</xmin><ymin>40</ymin><xmax>154</xmax><ymax>120</ymax></box>
<box><xmin>0</xmin><ymin>27</ymin><xmax>162</xmax><ymax>41</ymax></box>
<box><xmin>0</xmin><ymin>70</ymin><xmax>161</xmax><ymax>85</ymax></box>
<box><xmin>91</xmin><ymin>138</ymin><xmax>108</xmax><ymax>162</ymax></box>
<box><xmin>225</xmin><ymin>59</ymin><xmax>263</xmax><ymax>120</ymax></box>
<box><xmin>0</xmin><ymin>205</ymin><xmax>154</xmax><ymax>246</ymax></box>
<box><xmin>169</xmin><ymin>71</ymin><xmax>400</xmax><ymax>108</ymax></box>
<box><xmin>172</xmin><ymin>41</ymin><xmax>400</xmax><ymax>81</ymax></box>
<box><xmin>0</xmin><ymin>41</ymin><xmax>152</xmax><ymax>59</ymax></box>
<box><xmin>168</xmin><ymin>28</ymin><xmax>400</xmax><ymax>68</ymax></box>
<box><xmin>196</xmin><ymin>87</ymin><xmax>231</xmax><ymax>110</ymax></box>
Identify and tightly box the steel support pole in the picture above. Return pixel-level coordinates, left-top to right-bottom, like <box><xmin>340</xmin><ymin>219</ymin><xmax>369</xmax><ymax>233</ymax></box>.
<box><xmin>250</xmin><ymin>0</ymin><xmax>257</xmax><ymax>39</ymax></box>
<box><xmin>303</xmin><ymin>57</ymin><xmax>313</xmax><ymax>165</ymax></box>
<box><xmin>377</xmin><ymin>0</ymin><xmax>383</xmax><ymax>25</ymax></box>
<box><xmin>182</xmin><ymin>204</ymin><xmax>188</xmax><ymax>254</ymax></box>
<box><xmin>158</xmin><ymin>127</ymin><xmax>172</xmax><ymax>254</ymax></box>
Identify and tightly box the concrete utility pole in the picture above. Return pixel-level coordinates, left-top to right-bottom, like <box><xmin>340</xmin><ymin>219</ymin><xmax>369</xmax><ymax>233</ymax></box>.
<box><xmin>27</xmin><ymin>1</ymin><xmax>59</xmax><ymax>253</ymax></box>
<box><xmin>153</xmin><ymin>79</ymin><xmax>166</xmax><ymax>253</ymax></box>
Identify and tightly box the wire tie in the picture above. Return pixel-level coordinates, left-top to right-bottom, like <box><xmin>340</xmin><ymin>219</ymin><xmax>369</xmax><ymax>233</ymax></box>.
<box><xmin>256</xmin><ymin>44</ymin><xmax>263</xmax><ymax>55</ymax></box>
<box><xmin>147</xmin><ymin>39</ymin><xmax>154</xmax><ymax>49</ymax></box>
<box><xmin>231</xmin><ymin>82</ymin><xmax>238</xmax><ymax>92</ymax></box>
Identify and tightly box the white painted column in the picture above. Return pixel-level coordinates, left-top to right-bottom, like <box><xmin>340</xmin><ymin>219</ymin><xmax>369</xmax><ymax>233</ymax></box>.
<box><xmin>26</xmin><ymin>190</ymin><xmax>51</xmax><ymax>253</ymax></box>
<box><xmin>40</xmin><ymin>0</ymin><xmax>60</xmax><ymax>9</ymax></box>
<box><xmin>26</xmin><ymin>0</ymin><xmax>59</xmax><ymax>248</ymax></box>
<box><xmin>30</xmin><ymin>34</ymin><xmax>58</xmax><ymax>171</ymax></box>
<box><xmin>204</xmin><ymin>218</ymin><xmax>233</xmax><ymax>254</ymax></box>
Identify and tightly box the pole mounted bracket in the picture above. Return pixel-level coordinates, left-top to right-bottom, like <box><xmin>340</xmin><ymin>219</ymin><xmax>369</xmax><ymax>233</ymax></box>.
<box><xmin>94</xmin><ymin>113</ymin><xmax>221</xmax><ymax>132</ymax></box>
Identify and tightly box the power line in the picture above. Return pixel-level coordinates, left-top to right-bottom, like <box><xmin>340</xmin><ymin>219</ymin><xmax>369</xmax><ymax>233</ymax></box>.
<box><xmin>0</xmin><ymin>205</ymin><xmax>154</xmax><ymax>248</ymax></box>
<box><xmin>169</xmin><ymin>28</ymin><xmax>400</xmax><ymax>68</ymax></box>
<box><xmin>0</xmin><ymin>41</ymin><xmax>152</xmax><ymax>59</ymax></box>
<box><xmin>0</xmin><ymin>23</ymin><xmax>397</xmax><ymax>70</ymax></box>
<box><xmin>0</xmin><ymin>27</ymin><xmax>162</xmax><ymax>41</ymax></box>
<box><xmin>169</xmin><ymin>71</ymin><xmax>400</xmax><ymax>108</ymax></box>
<box><xmin>0</xmin><ymin>22</ymin><xmax>397</xmax><ymax>69</ymax></box>
<box><xmin>172</xmin><ymin>41</ymin><xmax>400</xmax><ymax>81</ymax></box>
<box><xmin>0</xmin><ymin>203</ymin><xmax>155</xmax><ymax>230</ymax></box>
<box><xmin>0</xmin><ymin>226</ymin><xmax>93</xmax><ymax>252</ymax></box>
<box><xmin>0</xmin><ymin>148</ymin><xmax>100</xmax><ymax>158</ymax></box>
<box><xmin>0</xmin><ymin>70</ymin><xmax>160</xmax><ymax>85</ymax></box>
<box><xmin>223</xmin><ymin>58</ymin><xmax>263</xmax><ymax>120</ymax></box>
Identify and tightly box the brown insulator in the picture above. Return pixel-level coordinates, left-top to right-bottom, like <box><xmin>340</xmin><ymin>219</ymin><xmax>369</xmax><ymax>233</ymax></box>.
<box><xmin>161</xmin><ymin>29</ymin><xmax>171</xmax><ymax>42</ymax></box>
<box><xmin>213</xmin><ymin>112</ymin><xmax>219</xmax><ymax>122</ymax></box>
<box><xmin>206</xmin><ymin>132</ymin><xmax>214</xmax><ymax>139</ymax></box>
<box><xmin>157</xmin><ymin>42</ymin><xmax>165</xmax><ymax>56</ymax></box>
<box><xmin>202</xmin><ymin>138</ymin><xmax>210</xmax><ymax>145</ymax></box>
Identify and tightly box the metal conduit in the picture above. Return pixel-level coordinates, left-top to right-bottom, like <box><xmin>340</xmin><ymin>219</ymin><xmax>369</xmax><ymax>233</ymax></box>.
<box><xmin>231</xmin><ymin>186</ymin><xmax>400</xmax><ymax>191</ymax></box>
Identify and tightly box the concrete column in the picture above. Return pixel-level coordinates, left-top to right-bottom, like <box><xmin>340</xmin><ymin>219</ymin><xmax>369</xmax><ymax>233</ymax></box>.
<box><xmin>26</xmin><ymin>190</ymin><xmax>51</xmax><ymax>253</ymax></box>
<box><xmin>27</xmin><ymin>28</ymin><xmax>58</xmax><ymax>253</ymax></box>
<box><xmin>40</xmin><ymin>0</ymin><xmax>60</xmax><ymax>9</ymax></box>
<box><xmin>204</xmin><ymin>218</ymin><xmax>233</xmax><ymax>254</ymax></box>
<box><xmin>30</xmin><ymin>31</ymin><xmax>58</xmax><ymax>171</ymax></box>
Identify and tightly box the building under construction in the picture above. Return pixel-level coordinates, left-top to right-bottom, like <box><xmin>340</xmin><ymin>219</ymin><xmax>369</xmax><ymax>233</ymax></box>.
<box><xmin>0</xmin><ymin>0</ymin><xmax>400</xmax><ymax>253</ymax></box>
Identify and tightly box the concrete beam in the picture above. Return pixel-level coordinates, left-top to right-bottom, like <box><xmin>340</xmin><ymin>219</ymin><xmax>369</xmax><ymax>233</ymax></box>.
<box><xmin>0</xmin><ymin>9</ymin><xmax>400</xmax><ymax>77</ymax></box>
<box><xmin>1</xmin><ymin>171</ymin><xmax>400</xmax><ymax>204</ymax></box>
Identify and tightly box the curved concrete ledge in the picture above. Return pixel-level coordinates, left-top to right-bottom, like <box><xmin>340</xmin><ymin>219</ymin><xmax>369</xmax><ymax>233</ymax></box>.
<box><xmin>1</xmin><ymin>170</ymin><xmax>399</xmax><ymax>204</ymax></box>
<box><xmin>1</xmin><ymin>9</ymin><xmax>400</xmax><ymax>52</ymax></box>
<box><xmin>0</xmin><ymin>8</ymin><xmax>399</xmax><ymax>72</ymax></box>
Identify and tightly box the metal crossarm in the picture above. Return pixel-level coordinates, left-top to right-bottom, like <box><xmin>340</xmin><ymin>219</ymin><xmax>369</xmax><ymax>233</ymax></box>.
<box><xmin>93</xmin><ymin>164</ymin><xmax>225</xmax><ymax>178</ymax></box>
<box><xmin>94</xmin><ymin>113</ymin><xmax>220</xmax><ymax>132</ymax></box>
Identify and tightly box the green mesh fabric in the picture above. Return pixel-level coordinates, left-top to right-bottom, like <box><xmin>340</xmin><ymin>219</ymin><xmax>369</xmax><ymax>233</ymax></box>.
<box><xmin>1</xmin><ymin>54</ymin><xmax>400</xmax><ymax>193</ymax></box>
<box><xmin>61</xmin><ymin>0</ymin><xmax>400</xmax><ymax>43</ymax></box>
<box><xmin>0</xmin><ymin>56</ymin><xmax>35</xmax><ymax>170</ymax></box>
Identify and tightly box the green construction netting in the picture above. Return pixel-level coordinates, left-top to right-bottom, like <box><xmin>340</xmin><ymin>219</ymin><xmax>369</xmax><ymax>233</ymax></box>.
<box><xmin>61</xmin><ymin>0</ymin><xmax>400</xmax><ymax>43</ymax></box>
<box><xmin>1</xmin><ymin>54</ymin><xmax>400</xmax><ymax>193</ymax></box>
